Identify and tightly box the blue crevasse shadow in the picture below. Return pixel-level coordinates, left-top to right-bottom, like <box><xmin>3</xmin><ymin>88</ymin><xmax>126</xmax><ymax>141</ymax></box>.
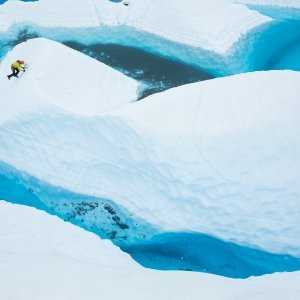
<box><xmin>1</xmin><ymin>161</ymin><xmax>300</xmax><ymax>278</ymax></box>
<box><xmin>122</xmin><ymin>232</ymin><xmax>300</xmax><ymax>278</ymax></box>
<box><xmin>0</xmin><ymin>168</ymin><xmax>49</xmax><ymax>211</ymax></box>
<box><xmin>249</xmin><ymin>19</ymin><xmax>300</xmax><ymax>72</ymax></box>
<box><xmin>0</xmin><ymin>161</ymin><xmax>156</xmax><ymax>244</ymax></box>
<box><xmin>243</xmin><ymin>5</ymin><xmax>300</xmax><ymax>72</ymax></box>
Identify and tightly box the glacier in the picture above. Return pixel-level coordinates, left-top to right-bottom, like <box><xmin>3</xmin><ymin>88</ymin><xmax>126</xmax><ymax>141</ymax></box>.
<box><xmin>0</xmin><ymin>0</ymin><xmax>300</xmax><ymax>296</ymax></box>
<box><xmin>1</xmin><ymin>38</ymin><xmax>300</xmax><ymax>278</ymax></box>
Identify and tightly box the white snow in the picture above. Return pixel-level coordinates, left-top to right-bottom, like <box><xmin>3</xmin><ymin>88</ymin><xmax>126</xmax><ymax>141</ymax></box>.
<box><xmin>0</xmin><ymin>38</ymin><xmax>299</xmax><ymax>257</ymax></box>
<box><xmin>0</xmin><ymin>0</ymin><xmax>271</xmax><ymax>56</ymax></box>
<box><xmin>121</xmin><ymin>0</ymin><xmax>271</xmax><ymax>54</ymax></box>
<box><xmin>0</xmin><ymin>38</ymin><xmax>139</xmax><ymax>120</ymax></box>
<box><xmin>1</xmin><ymin>201</ymin><xmax>300</xmax><ymax>300</ymax></box>
<box><xmin>0</xmin><ymin>200</ymin><xmax>136</xmax><ymax>268</ymax></box>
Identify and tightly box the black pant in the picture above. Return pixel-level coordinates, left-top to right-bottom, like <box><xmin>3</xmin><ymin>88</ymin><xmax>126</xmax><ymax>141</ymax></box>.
<box><xmin>8</xmin><ymin>67</ymin><xmax>20</xmax><ymax>79</ymax></box>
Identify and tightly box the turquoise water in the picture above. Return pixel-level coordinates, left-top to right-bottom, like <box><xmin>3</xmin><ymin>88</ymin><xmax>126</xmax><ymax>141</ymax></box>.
<box><xmin>244</xmin><ymin>6</ymin><xmax>300</xmax><ymax>71</ymax></box>
<box><xmin>249</xmin><ymin>20</ymin><xmax>300</xmax><ymax>72</ymax></box>
<box><xmin>0</xmin><ymin>31</ymin><xmax>214</xmax><ymax>97</ymax></box>
<box><xmin>1</xmin><ymin>162</ymin><xmax>300</xmax><ymax>278</ymax></box>
<box><xmin>64</xmin><ymin>41</ymin><xmax>214</xmax><ymax>98</ymax></box>
<box><xmin>274</xmin><ymin>40</ymin><xmax>300</xmax><ymax>70</ymax></box>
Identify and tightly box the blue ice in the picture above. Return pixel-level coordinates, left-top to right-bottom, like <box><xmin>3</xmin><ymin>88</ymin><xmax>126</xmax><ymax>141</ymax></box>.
<box><xmin>123</xmin><ymin>232</ymin><xmax>300</xmax><ymax>278</ymax></box>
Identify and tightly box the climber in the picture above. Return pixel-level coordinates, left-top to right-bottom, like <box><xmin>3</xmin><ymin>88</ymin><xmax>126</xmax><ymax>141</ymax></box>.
<box><xmin>7</xmin><ymin>60</ymin><xmax>26</xmax><ymax>80</ymax></box>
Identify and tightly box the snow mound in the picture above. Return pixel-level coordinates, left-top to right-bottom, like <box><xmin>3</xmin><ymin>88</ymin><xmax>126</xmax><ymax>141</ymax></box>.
<box><xmin>1</xmin><ymin>201</ymin><xmax>300</xmax><ymax>300</ymax></box>
<box><xmin>108</xmin><ymin>70</ymin><xmax>300</xmax><ymax>255</ymax></box>
<box><xmin>0</xmin><ymin>38</ymin><xmax>140</xmax><ymax>120</ymax></box>
<box><xmin>0</xmin><ymin>58</ymin><xmax>299</xmax><ymax>257</ymax></box>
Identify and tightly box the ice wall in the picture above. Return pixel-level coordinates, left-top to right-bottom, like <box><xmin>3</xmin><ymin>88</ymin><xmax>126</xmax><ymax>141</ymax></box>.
<box><xmin>0</xmin><ymin>0</ymin><xmax>272</xmax><ymax>75</ymax></box>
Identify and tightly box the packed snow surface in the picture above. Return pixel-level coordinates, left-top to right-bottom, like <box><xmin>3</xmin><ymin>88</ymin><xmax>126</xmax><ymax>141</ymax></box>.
<box><xmin>0</xmin><ymin>38</ymin><xmax>139</xmax><ymax>117</ymax></box>
<box><xmin>0</xmin><ymin>38</ymin><xmax>299</xmax><ymax>258</ymax></box>
<box><xmin>1</xmin><ymin>201</ymin><xmax>300</xmax><ymax>300</ymax></box>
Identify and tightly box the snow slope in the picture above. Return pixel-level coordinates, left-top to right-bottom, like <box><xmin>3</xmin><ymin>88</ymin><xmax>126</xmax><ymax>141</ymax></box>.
<box><xmin>1</xmin><ymin>201</ymin><xmax>300</xmax><ymax>300</ymax></box>
<box><xmin>0</xmin><ymin>38</ymin><xmax>139</xmax><ymax>118</ymax></box>
<box><xmin>0</xmin><ymin>0</ymin><xmax>272</xmax><ymax>74</ymax></box>
<box><xmin>0</xmin><ymin>38</ymin><xmax>299</xmax><ymax>258</ymax></box>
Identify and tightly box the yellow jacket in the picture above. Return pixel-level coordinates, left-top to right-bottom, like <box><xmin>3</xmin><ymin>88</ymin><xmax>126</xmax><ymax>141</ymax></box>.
<box><xmin>11</xmin><ymin>61</ymin><xmax>24</xmax><ymax>71</ymax></box>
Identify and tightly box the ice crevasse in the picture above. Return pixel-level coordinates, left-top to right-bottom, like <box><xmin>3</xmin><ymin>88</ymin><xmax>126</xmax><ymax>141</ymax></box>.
<box><xmin>1</xmin><ymin>38</ymin><xmax>300</xmax><ymax>261</ymax></box>
<box><xmin>1</xmin><ymin>201</ymin><xmax>300</xmax><ymax>299</ymax></box>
